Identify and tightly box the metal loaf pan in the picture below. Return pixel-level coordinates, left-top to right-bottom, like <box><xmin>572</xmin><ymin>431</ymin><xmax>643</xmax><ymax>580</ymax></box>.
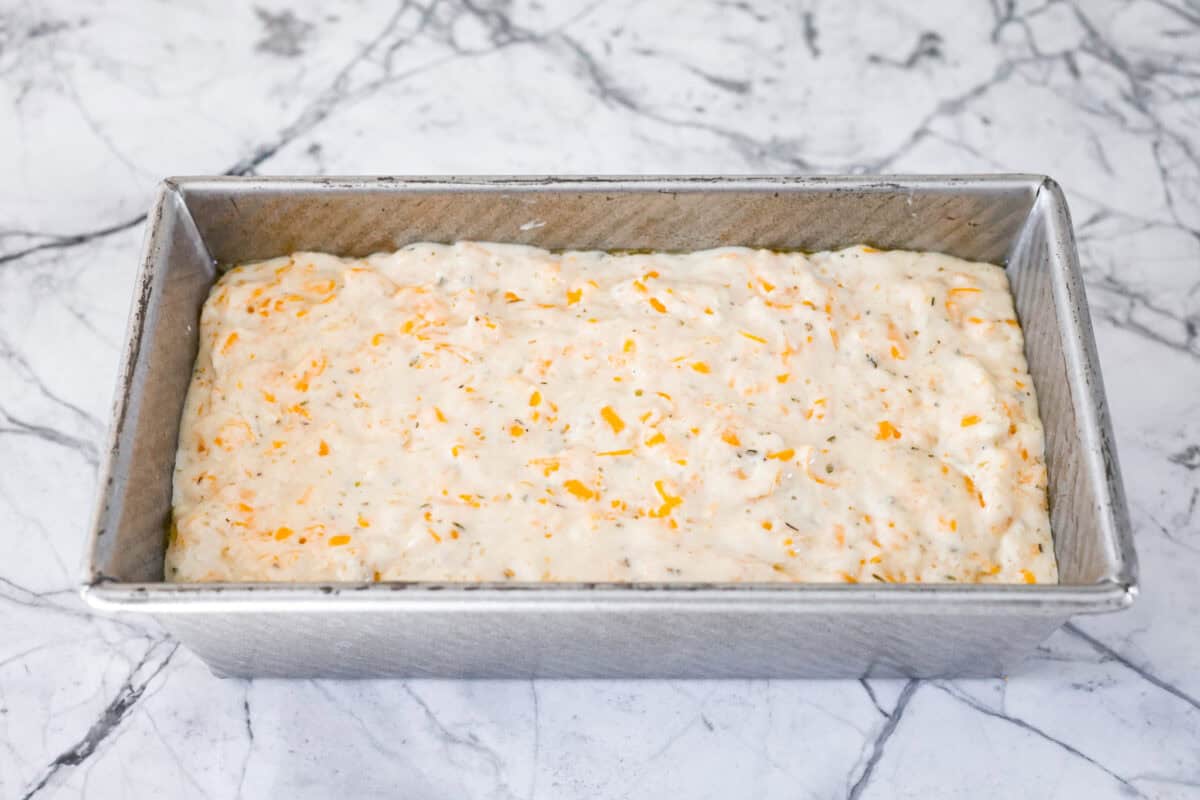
<box><xmin>81</xmin><ymin>176</ymin><xmax>1137</xmax><ymax>678</ymax></box>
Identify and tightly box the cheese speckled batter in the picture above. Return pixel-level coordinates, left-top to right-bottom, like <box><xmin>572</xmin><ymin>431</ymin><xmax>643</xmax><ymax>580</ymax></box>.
<box><xmin>167</xmin><ymin>243</ymin><xmax>1056</xmax><ymax>584</ymax></box>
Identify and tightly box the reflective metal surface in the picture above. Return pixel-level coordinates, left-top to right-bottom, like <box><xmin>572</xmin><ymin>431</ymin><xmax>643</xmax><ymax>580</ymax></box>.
<box><xmin>81</xmin><ymin>176</ymin><xmax>1136</xmax><ymax>678</ymax></box>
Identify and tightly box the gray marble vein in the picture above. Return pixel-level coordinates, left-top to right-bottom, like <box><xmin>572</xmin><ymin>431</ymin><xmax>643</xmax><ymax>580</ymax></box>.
<box><xmin>846</xmin><ymin>681</ymin><xmax>919</xmax><ymax>799</ymax></box>
<box><xmin>17</xmin><ymin>641</ymin><xmax>178</xmax><ymax>800</ymax></box>
<box><xmin>1</xmin><ymin>0</ymin><xmax>1198</xmax><ymax>797</ymax></box>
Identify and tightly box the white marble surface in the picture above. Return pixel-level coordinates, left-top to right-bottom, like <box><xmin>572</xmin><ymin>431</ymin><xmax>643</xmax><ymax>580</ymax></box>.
<box><xmin>1</xmin><ymin>0</ymin><xmax>1198</xmax><ymax>796</ymax></box>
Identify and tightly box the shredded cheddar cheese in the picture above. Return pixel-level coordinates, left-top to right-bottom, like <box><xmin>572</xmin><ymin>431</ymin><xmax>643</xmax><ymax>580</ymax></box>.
<box><xmin>563</xmin><ymin>479</ymin><xmax>596</xmax><ymax>501</ymax></box>
<box><xmin>600</xmin><ymin>405</ymin><xmax>625</xmax><ymax>434</ymax></box>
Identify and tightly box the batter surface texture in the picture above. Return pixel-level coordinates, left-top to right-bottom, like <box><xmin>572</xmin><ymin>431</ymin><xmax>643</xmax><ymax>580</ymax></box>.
<box><xmin>167</xmin><ymin>243</ymin><xmax>1056</xmax><ymax>584</ymax></box>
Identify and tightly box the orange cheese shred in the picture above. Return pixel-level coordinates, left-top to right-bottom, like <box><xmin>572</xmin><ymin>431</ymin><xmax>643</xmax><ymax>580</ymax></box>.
<box><xmin>875</xmin><ymin>421</ymin><xmax>901</xmax><ymax>440</ymax></box>
<box><xmin>563</xmin><ymin>479</ymin><xmax>597</xmax><ymax>501</ymax></box>
<box><xmin>600</xmin><ymin>405</ymin><xmax>625</xmax><ymax>433</ymax></box>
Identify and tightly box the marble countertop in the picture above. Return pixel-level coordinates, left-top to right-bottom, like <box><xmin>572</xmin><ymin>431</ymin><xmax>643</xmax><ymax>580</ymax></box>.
<box><xmin>2</xmin><ymin>0</ymin><xmax>1198</xmax><ymax>797</ymax></box>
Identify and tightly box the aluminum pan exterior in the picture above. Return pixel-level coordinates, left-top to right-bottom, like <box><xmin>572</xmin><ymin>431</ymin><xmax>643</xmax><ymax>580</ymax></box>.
<box><xmin>81</xmin><ymin>175</ymin><xmax>1136</xmax><ymax>678</ymax></box>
